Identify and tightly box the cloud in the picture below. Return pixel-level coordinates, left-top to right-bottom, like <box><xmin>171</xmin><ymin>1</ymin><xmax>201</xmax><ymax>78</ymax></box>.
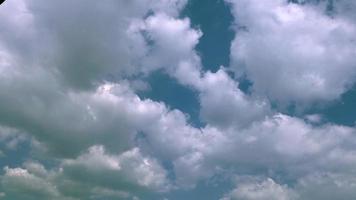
<box><xmin>221</xmin><ymin>172</ymin><xmax>356</xmax><ymax>200</ymax></box>
<box><xmin>0</xmin><ymin>0</ymin><xmax>188</xmax><ymax>89</ymax></box>
<box><xmin>220</xmin><ymin>177</ymin><xmax>296</xmax><ymax>200</ymax></box>
<box><xmin>0</xmin><ymin>126</ymin><xmax>27</xmax><ymax>150</ymax></box>
<box><xmin>1</xmin><ymin>165</ymin><xmax>67</xmax><ymax>200</ymax></box>
<box><xmin>228</xmin><ymin>0</ymin><xmax>356</xmax><ymax>104</ymax></box>
<box><xmin>1</xmin><ymin>0</ymin><xmax>356</xmax><ymax>199</ymax></box>
<box><xmin>60</xmin><ymin>146</ymin><xmax>170</xmax><ymax>197</ymax></box>
<box><xmin>1</xmin><ymin>146</ymin><xmax>170</xmax><ymax>200</ymax></box>
<box><xmin>198</xmin><ymin>69</ymin><xmax>270</xmax><ymax>129</ymax></box>
<box><xmin>166</xmin><ymin>111</ymin><xmax>356</xmax><ymax>192</ymax></box>
<box><xmin>0</xmin><ymin>0</ymin><xmax>204</xmax><ymax>159</ymax></box>
<box><xmin>133</xmin><ymin>13</ymin><xmax>202</xmax><ymax>74</ymax></box>
<box><xmin>295</xmin><ymin>172</ymin><xmax>356</xmax><ymax>200</ymax></box>
<box><xmin>206</xmin><ymin>113</ymin><xmax>356</xmax><ymax>177</ymax></box>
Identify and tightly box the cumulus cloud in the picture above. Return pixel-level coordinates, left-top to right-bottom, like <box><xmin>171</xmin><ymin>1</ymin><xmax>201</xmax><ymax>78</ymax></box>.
<box><xmin>206</xmin><ymin>113</ymin><xmax>356</xmax><ymax>178</ymax></box>
<box><xmin>0</xmin><ymin>0</ymin><xmax>202</xmax><ymax>159</ymax></box>
<box><xmin>0</xmin><ymin>0</ymin><xmax>188</xmax><ymax>89</ymax></box>
<box><xmin>220</xmin><ymin>177</ymin><xmax>296</xmax><ymax>200</ymax></box>
<box><xmin>0</xmin><ymin>0</ymin><xmax>207</xmax><ymax>159</ymax></box>
<box><xmin>1</xmin><ymin>146</ymin><xmax>170</xmax><ymax>200</ymax></box>
<box><xmin>1</xmin><ymin>0</ymin><xmax>356</xmax><ymax>199</ymax></box>
<box><xmin>162</xmin><ymin>111</ymin><xmax>356</xmax><ymax>194</ymax></box>
<box><xmin>1</xmin><ymin>165</ymin><xmax>67</xmax><ymax>200</ymax></box>
<box><xmin>221</xmin><ymin>172</ymin><xmax>356</xmax><ymax>200</ymax></box>
<box><xmin>0</xmin><ymin>0</ymin><xmax>206</xmax><ymax>196</ymax></box>
<box><xmin>228</xmin><ymin>0</ymin><xmax>356</xmax><ymax>104</ymax></box>
<box><xmin>132</xmin><ymin>13</ymin><xmax>202</xmax><ymax>76</ymax></box>
<box><xmin>295</xmin><ymin>172</ymin><xmax>356</xmax><ymax>200</ymax></box>
<box><xmin>198</xmin><ymin>69</ymin><xmax>270</xmax><ymax>129</ymax></box>
<box><xmin>60</xmin><ymin>146</ymin><xmax>170</xmax><ymax>198</ymax></box>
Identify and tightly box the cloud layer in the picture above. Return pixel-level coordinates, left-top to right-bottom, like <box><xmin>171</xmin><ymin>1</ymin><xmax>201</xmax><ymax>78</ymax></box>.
<box><xmin>1</xmin><ymin>0</ymin><xmax>356</xmax><ymax>199</ymax></box>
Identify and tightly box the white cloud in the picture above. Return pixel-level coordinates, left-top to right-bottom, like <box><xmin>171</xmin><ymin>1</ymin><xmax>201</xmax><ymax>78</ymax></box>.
<box><xmin>198</xmin><ymin>69</ymin><xmax>270</xmax><ymax>129</ymax></box>
<box><xmin>1</xmin><ymin>166</ymin><xmax>66</xmax><ymax>200</ymax></box>
<box><xmin>2</xmin><ymin>0</ymin><xmax>356</xmax><ymax>199</ymax></box>
<box><xmin>0</xmin><ymin>0</ymin><xmax>206</xmax><ymax>160</ymax></box>
<box><xmin>205</xmin><ymin>113</ymin><xmax>356</xmax><ymax>177</ymax></box>
<box><xmin>304</xmin><ymin>114</ymin><xmax>323</xmax><ymax>123</ymax></box>
<box><xmin>295</xmin><ymin>172</ymin><xmax>356</xmax><ymax>200</ymax></box>
<box><xmin>0</xmin><ymin>0</ymin><xmax>188</xmax><ymax>89</ymax></box>
<box><xmin>228</xmin><ymin>0</ymin><xmax>356</xmax><ymax>104</ymax></box>
<box><xmin>61</xmin><ymin>146</ymin><xmax>170</xmax><ymax>193</ymax></box>
<box><xmin>131</xmin><ymin>13</ymin><xmax>270</xmax><ymax>130</ymax></box>
<box><xmin>221</xmin><ymin>172</ymin><xmax>356</xmax><ymax>200</ymax></box>
<box><xmin>1</xmin><ymin>146</ymin><xmax>170</xmax><ymax>200</ymax></box>
<box><xmin>221</xmin><ymin>177</ymin><xmax>296</xmax><ymax>200</ymax></box>
<box><xmin>130</xmin><ymin>12</ymin><xmax>203</xmax><ymax>84</ymax></box>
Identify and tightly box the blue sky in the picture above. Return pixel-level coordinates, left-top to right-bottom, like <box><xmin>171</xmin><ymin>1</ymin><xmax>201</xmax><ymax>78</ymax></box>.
<box><xmin>1</xmin><ymin>0</ymin><xmax>356</xmax><ymax>199</ymax></box>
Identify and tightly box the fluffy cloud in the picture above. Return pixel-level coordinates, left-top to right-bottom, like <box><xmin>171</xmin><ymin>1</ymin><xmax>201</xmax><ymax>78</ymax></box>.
<box><xmin>0</xmin><ymin>1</ymin><xmax>209</xmax><ymax>194</ymax></box>
<box><xmin>59</xmin><ymin>146</ymin><xmax>170</xmax><ymax>198</ymax></box>
<box><xmin>221</xmin><ymin>173</ymin><xmax>356</xmax><ymax>200</ymax></box>
<box><xmin>0</xmin><ymin>66</ymin><xmax>207</xmax><ymax>159</ymax></box>
<box><xmin>206</xmin><ymin>113</ymin><xmax>356</xmax><ymax>178</ymax></box>
<box><xmin>0</xmin><ymin>0</ymin><xmax>202</xmax><ymax>158</ymax></box>
<box><xmin>228</xmin><ymin>0</ymin><xmax>356</xmax><ymax>104</ymax></box>
<box><xmin>0</xmin><ymin>0</ymin><xmax>188</xmax><ymax>89</ymax></box>
<box><xmin>131</xmin><ymin>13</ymin><xmax>202</xmax><ymax>76</ymax></box>
<box><xmin>220</xmin><ymin>177</ymin><xmax>296</xmax><ymax>200</ymax></box>
<box><xmin>1</xmin><ymin>0</ymin><xmax>356</xmax><ymax>199</ymax></box>
<box><xmin>1</xmin><ymin>165</ymin><xmax>68</xmax><ymax>200</ymax></box>
<box><xmin>1</xmin><ymin>146</ymin><xmax>170</xmax><ymax>200</ymax></box>
<box><xmin>295</xmin><ymin>172</ymin><xmax>356</xmax><ymax>200</ymax></box>
<box><xmin>163</xmin><ymin>111</ymin><xmax>356</xmax><ymax>195</ymax></box>
<box><xmin>198</xmin><ymin>69</ymin><xmax>270</xmax><ymax>129</ymax></box>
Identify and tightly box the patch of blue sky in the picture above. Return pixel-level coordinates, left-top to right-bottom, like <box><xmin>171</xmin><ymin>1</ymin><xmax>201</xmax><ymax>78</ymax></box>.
<box><xmin>306</xmin><ymin>86</ymin><xmax>356</xmax><ymax>126</ymax></box>
<box><xmin>182</xmin><ymin>0</ymin><xmax>235</xmax><ymax>72</ymax></box>
<box><xmin>140</xmin><ymin>0</ymin><xmax>236</xmax><ymax>127</ymax></box>
<box><xmin>0</xmin><ymin>140</ymin><xmax>31</xmax><ymax>169</ymax></box>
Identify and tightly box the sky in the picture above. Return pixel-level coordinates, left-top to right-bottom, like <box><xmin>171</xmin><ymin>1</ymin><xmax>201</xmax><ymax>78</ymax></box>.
<box><xmin>1</xmin><ymin>0</ymin><xmax>356</xmax><ymax>199</ymax></box>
